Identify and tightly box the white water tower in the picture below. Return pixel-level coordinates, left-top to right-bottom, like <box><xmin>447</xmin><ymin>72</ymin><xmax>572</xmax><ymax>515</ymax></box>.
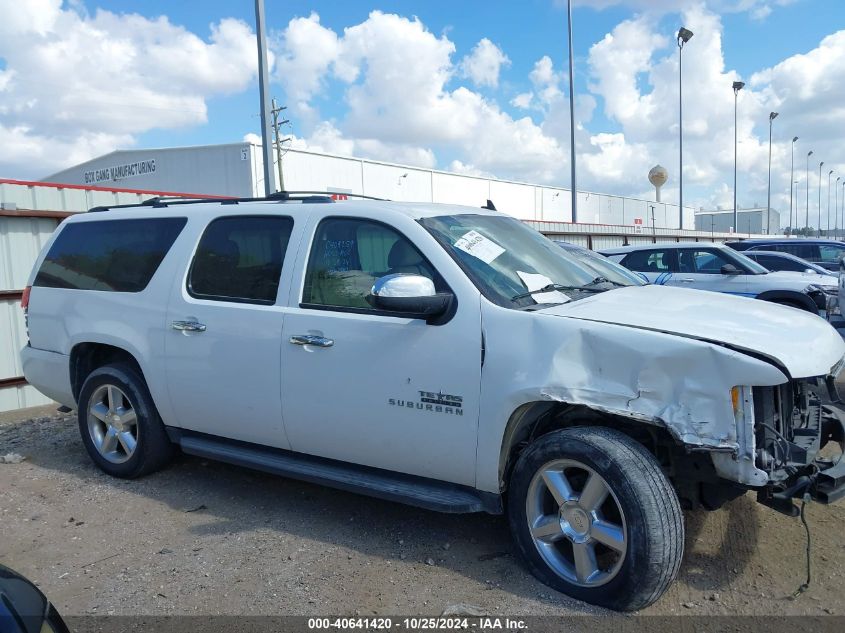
<box><xmin>648</xmin><ymin>165</ymin><xmax>669</xmax><ymax>202</ymax></box>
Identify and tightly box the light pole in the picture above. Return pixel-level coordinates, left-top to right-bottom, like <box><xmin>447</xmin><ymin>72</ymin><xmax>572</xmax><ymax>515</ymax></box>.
<box><xmin>805</xmin><ymin>150</ymin><xmax>813</xmax><ymax>234</ymax></box>
<box><xmin>836</xmin><ymin>176</ymin><xmax>841</xmax><ymax>238</ymax></box>
<box><xmin>254</xmin><ymin>0</ymin><xmax>275</xmax><ymax>197</ymax></box>
<box><xmin>732</xmin><ymin>81</ymin><xmax>744</xmax><ymax>231</ymax></box>
<box><xmin>792</xmin><ymin>181</ymin><xmax>798</xmax><ymax>236</ymax></box>
<box><xmin>842</xmin><ymin>182</ymin><xmax>845</xmax><ymax>238</ymax></box>
<box><xmin>818</xmin><ymin>161</ymin><xmax>824</xmax><ymax>237</ymax></box>
<box><xmin>566</xmin><ymin>0</ymin><xmax>578</xmax><ymax>223</ymax></box>
<box><xmin>789</xmin><ymin>137</ymin><xmax>798</xmax><ymax>234</ymax></box>
<box><xmin>827</xmin><ymin>169</ymin><xmax>834</xmax><ymax>236</ymax></box>
<box><xmin>766</xmin><ymin>111</ymin><xmax>778</xmax><ymax>233</ymax></box>
<box><xmin>677</xmin><ymin>27</ymin><xmax>693</xmax><ymax>229</ymax></box>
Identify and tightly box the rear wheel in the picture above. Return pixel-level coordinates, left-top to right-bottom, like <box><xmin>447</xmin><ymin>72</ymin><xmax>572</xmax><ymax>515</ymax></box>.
<box><xmin>78</xmin><ymin>362</ymin><xmax>174</xmax><ymax>478</ymax></box>
<box><xmin>507</xmin><ymin>427</ymin><xmax>684</xmax><ymax>611</ymax></box>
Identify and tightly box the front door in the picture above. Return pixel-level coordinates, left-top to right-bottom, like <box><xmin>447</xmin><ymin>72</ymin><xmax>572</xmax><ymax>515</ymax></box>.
<box><xmin>667</xmin><ymin>248</ymin><xmax>751</xmax><ymax>297</ymax></box>
<box><xmin>280</xmin><ymin>215</ymin><xmax>482</xmax><ymax>486</ymax></box>
<box><xmin>164</xmin><ymin>214</ymin><xmax>297</xmax><ymax>448</ymax></box>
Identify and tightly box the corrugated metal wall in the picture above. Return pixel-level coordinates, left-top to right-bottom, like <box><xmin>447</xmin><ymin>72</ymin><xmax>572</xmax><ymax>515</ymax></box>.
<box><xmin>0</xmin><ymin>179</ymin><xmax>223</xmax><ymax>412</ymax></box>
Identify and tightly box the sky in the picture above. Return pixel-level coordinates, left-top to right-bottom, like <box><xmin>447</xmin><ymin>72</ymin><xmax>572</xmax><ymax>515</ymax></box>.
<box><xmin>1</xmin><ymin>0</ymin><xmax>844</xmax><ymax>228</ymax></box>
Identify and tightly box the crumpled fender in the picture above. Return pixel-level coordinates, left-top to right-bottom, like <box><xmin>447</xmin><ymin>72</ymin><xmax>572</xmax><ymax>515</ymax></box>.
<box><xmin>476</xmin><ymin>305</ymin><xmax>788</xmax><ymax>493</ymax></box>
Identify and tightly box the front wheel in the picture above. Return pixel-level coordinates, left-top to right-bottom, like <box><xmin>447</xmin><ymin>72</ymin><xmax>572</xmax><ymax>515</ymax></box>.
<box><xmin>507</xmin><ymin>427</ymin><xmax>684</xmax><ymax>611</ymax></box>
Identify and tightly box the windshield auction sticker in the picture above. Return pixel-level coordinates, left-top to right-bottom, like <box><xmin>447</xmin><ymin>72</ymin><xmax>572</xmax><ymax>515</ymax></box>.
<box><xmin>454</xmin><ymin>230</ymin><xmax>505</xmax><ymax>264</ymax></box>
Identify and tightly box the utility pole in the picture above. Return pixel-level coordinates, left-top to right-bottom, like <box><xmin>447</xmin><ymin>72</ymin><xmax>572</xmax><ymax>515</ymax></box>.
<box><xmin>271</xmin><ymin>99</ymin><xmax>290</xmax><ymax>192</ymax></box>
<box><xmin>254</xmin><ymin>0</ymin><xmax>275</xmax><ymax>197</ymax></box>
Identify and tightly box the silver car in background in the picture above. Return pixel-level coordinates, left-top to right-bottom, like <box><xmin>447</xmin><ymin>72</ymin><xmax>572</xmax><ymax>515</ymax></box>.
<box><xmin>601</xmin><ymin>242</ymin><xmax>839</xmax><ymax>321</ymax></box>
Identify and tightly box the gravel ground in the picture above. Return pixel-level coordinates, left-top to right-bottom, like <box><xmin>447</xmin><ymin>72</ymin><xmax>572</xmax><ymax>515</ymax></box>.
<box><xmin>1</xmin><ymin>403</ymin><xmax>844</xmax><ymax>619</ymax></box>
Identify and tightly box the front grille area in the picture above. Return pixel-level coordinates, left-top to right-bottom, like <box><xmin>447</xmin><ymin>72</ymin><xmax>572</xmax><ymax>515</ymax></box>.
<box><xmin>753</xmin><ymin>380</ymin><xmax>821</xmax><ymax>477</ymax></box>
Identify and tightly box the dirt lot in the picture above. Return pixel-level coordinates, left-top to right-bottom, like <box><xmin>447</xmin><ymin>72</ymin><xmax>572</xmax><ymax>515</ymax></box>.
<box><xmin>1</xmin><ymin>404</ymin><xmax>843</xmax><ymax>619</ymax></box>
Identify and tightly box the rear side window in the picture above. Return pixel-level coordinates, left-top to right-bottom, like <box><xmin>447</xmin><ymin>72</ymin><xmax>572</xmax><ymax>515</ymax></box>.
<box><xmin>34</xmin><ymin>217</ymin><xmax>187</xmax><ymax>292</ymax></box>
<box><xmin>621</xmin><ymin>249</ymin><xmax>673</xmax><ymax>273</ymax></box>
<box><xmin>188</xmin><ymin>216</ymin><xmax>294</xmax><ymax>304</ymax></box>
<box><xmin>759</xmin><ymin>243</ymin><xmax>817</xmax><ymax>259</ymax></box>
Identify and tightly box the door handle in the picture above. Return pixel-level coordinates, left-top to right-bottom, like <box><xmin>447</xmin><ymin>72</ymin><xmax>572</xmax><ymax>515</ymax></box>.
<box><xmin>171</xmin><ymin>320</ymin><xmax>207</xmax><ymax>332</ymax></box>
<box><xmin>679</xmin><ymin>278</ymin><xmax>695</xmax><ymax>282</ymax></box>
<box><xmin>289</xmin><ymin>334</ymin><xmax>333</xmax><ymax>348</ymax></box>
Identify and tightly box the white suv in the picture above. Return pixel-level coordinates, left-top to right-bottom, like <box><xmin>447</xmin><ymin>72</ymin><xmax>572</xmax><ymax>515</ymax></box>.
<box><xmin>20</xmin><ymin>195</ymin><xmax>845</xmax><ymax>611</ymax></box>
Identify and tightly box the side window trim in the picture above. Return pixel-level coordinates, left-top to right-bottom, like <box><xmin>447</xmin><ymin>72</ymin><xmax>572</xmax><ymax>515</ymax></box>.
<box><xmin>298</xmin><ymin>215</ymin><xmax>451</xmax><ymax>318</ymax></box>
<box><xmin>187</xmin><ymin>214</ymin><xmax>294</xmax><ymax>306</ymax></box>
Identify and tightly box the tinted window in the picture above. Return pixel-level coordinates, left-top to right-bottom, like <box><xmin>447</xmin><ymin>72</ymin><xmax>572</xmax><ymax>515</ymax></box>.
<box><xmin>757</xmin><ymin>243</ymin><xmax>816</xmax><ymax>259</ymax></box>
<box><xmin>189</xmin><ymin>216</ymin><xmax>293</xmax><ymax>304</ymax></box>
<box><xmin>303</xmin><ymin>218</ymin><xmax>442</xmax><ymax>310</ymax></box>
<box><xmin>621</xmin><ymin>249</ymin><xmax>672</xmax><ymax>272</ymax></box>
<box><xmin>34</xmin><ymin>218</ymin><xmax>187</xmax><ymax>292</ymax></box>
<box><xmin>754</xmin><ymin>254</ymin><xmax>803</xmax><ymax>272</ymax></box>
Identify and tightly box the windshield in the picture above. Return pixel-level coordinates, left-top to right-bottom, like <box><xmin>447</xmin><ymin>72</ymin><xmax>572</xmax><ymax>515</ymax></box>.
<box><xmin>555</xmin><ymin>242</ymin><xmax>646</xmax><ymax>286</ymax></box>
<box><xmin>420</xmin><ymin>214</ymin><xmax>637</xmax><ymax>308</ymax></box>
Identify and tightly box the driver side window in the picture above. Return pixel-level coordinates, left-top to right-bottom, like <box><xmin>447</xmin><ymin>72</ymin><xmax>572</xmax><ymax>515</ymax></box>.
<box><xmin>687</xmin><ymin>249</ymin><xmax>733</xmax><ymax>274</ymax></box>
<box><xmin>302</xmin><ymin>217</ymin><xmax>442</xmax><ymax>310</ymax></box>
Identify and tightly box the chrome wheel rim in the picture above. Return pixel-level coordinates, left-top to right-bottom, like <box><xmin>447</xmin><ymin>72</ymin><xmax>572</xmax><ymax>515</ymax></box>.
<box><xmin>87</xmin><ymin>384</ymin><xmax>138</xmax><ymax>464</ymax></box>
<box><xmin>526</xmin><ymin>458</ymin><xmax>627</xmax><ymax>587</ymax></box>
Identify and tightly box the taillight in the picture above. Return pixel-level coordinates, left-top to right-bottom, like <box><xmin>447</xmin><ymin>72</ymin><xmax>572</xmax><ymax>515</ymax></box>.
<box><xmin>21</xmin><ymin>286</ymin><xmax>31</xmax><ymax>310</ymax></box>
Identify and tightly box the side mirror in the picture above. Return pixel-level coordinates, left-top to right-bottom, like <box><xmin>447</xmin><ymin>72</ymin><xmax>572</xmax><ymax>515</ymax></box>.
<box><xmin>0</xmin><ymin>564</ymin><xmax>70</xmax><ymax>633</ymax></box>
<box><xmin>720</xmin><ymin>264</ymin><xmax>741</xmax><ymax>275</ymax></box>
<box><xmin>367</xmin><ymin>274</ymin><xmax>453</xmax><ymax>321</ymax></box>
<box><xmin>806</xmin><ymin>268</ymin><xmax>817</xmax><ymax>274</ymax></box>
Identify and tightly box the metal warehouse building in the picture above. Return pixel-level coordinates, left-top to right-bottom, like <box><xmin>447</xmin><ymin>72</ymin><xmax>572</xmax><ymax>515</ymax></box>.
<box><xmin>695</xmin><ymin>207</ymin><xmax>782</xmax><ymax>235</ymax></box>
<box><xmin>44</xmin><ymin>143</ymin><xmax>695</xmax><ymax>230</ymax></box>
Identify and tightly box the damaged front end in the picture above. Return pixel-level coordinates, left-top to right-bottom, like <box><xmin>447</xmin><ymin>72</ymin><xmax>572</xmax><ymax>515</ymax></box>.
<box><xmin>751</xmin><ymin>378</ymin><xmax>845</xmax><ymax>516</ymax></box>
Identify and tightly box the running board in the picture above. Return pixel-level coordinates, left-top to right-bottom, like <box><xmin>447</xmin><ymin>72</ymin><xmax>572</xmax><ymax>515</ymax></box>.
<box><xmin>177</xmin><ymin>433</ymin><xmax>500</xmax><ymax>514</ymax></box>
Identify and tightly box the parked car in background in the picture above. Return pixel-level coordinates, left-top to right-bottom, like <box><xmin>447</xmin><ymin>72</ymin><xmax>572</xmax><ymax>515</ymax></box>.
<box><xmin>553</xmin><ymin>241</ymin><xmax>647</xmax><ymax>286</ymax></box>
<box><xmin>741</xmin><ymin>250</ymin><xmax>835</xmax><ymax>277</ymax></box>
<box><xmin>601</xmin><ymin>242</ymin><xmax>839</xmax><ymax>318</ymax></box>
<box><xmin>726</xmin><ymin>238</ymin><xmax>845</xmax><ymax>272</ymax></box>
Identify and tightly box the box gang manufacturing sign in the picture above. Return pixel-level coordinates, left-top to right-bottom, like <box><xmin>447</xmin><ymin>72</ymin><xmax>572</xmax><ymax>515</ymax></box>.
<box><xmin>83</xmin><ymin>158</ymin><xmax>156</xmax><ymax>184</ymax></box>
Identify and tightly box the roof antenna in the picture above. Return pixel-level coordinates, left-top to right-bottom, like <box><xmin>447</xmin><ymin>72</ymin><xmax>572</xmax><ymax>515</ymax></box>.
<box><xmin>483</xmin><ymin>199</ymin><xmax>497</xmax><ymax>211</ymax></box>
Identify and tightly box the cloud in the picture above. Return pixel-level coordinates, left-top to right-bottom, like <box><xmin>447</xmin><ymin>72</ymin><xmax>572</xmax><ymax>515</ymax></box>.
<box><xmin>459</xmin><ymin>38</ymin><xmax>510</xmax><ymax>88</ymax></box>
<box><xmin>275</xmin><ymin>11</ymin><xmax>568</xmax><ymax>183</ymax></box>
<box><xmin>0</xmin><ymin>0</ymin><xmax>258</xmax><ymax>178</ymax></box>
<box><xmin>567</xmin><ymin>0</ymin><xmax>797</xmax><ymax>19</ymax></box>
<box><xmin>272</xmin><ymin>12</ymin><xmax>339</xmax><ymax>121</ymax></box>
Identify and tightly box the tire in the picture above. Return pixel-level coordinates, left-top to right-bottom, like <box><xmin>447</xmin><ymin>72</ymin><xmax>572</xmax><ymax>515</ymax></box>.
<box><xmin>507</xmin><ymin>426</ymin><xmax>684</xmax><ymax>611</ymax></box>
<box><xmin>77</xmin><ymin>362</ymin><xmax>175</xmax><ymax>479</ymax></box>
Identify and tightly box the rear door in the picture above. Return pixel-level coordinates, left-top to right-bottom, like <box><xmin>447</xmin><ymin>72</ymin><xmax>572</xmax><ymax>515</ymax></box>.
<box><xmin>164</xmin><ymin>214</ymin><xmax>300</xmax><ymax>448</ymax></box>
<box><xmin>619</xmin><ymin>248</ymin><xmax>676</xmax><ymax>284</ymax></box>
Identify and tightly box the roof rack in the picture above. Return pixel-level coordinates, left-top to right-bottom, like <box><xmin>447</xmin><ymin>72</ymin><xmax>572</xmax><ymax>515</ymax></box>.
<box><xmin>88</xmin><ymin>190</ymin><xmax>388</xmax><ymax>213</ymax></box>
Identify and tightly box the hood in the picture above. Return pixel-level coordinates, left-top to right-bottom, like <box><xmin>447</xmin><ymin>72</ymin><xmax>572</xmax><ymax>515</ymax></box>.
<box><xmin>540</xmin><ymin>285</ymin><xmax>845</xmax><ymax>378</ymax></box>
<box><xmin>765</xmin><ymin>271</ymin><xmax>837</xmax><ymax>288</ymax></box>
